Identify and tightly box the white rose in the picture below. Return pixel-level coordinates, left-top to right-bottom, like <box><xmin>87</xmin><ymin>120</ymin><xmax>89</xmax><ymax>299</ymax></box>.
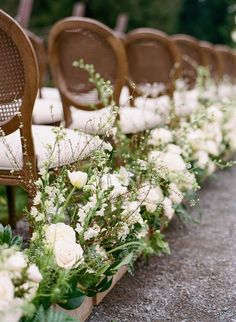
<box><xmin>6</xmin><ymin>252</ymin><xmax>27</xmax><ymax>272</ymax></box>
<box><xmin>159</xmin><ymin>152</ymin><xmax>186</xmax><ymax>172</ymax></box>
<box><xmin>138</xmin><ymin>184</ymin><xmax>163</xmax><ymax>213</ymax></box>
<box><xmin>53</xmin><ymin>240</ymin><xmax>83</xmax><ymax>269</ymax></box>
<box><xmin>68</xmin><ymin>170</ymin><xmax>88</xmax><ymax>189</ymax></box>
<box><xmin>45</xmin><ymin>223</ymin><xmax>76</xmax><ymax>246</ymax></box>
<box><xmin>148</xmin><ymin>128</ymin><xmax>173</xmax><ymax>146</ymax></box>
<box><xmin>166</xmin><ymin>144</ymin><xmax>182</xmax><ymax>155</ymax></box>
<box><xmin>204</xmin><ymin>140</ymin><xmax>219</xmax><ymax>156</ymax></box>
<box><xmin>168</xmin><ymin>183</ymin><xmax>183</xmax><ymax>205</ymax></box>
<box><xmin>27</xmin><ymin>264</ymin><xmax>42</xmax><ymax>283</ymax></box>
<box><xmin>194</xmin><ymin>150</ymin><xmax>209</xmax><ymax>169</ymax></box>
<box><xmin>0</xmin><ymin>272</ymin><xmax>14</xmax><ymax>310</ymax></box>
<box><xmin>0</xmin><ymin>304</ymin><xmax>22</xmax><ymax>322</ymax></box>
<box><xmin>163</xmin><ymin>197</ymin><xmax>175</xmax><ymax>220</ymax></box>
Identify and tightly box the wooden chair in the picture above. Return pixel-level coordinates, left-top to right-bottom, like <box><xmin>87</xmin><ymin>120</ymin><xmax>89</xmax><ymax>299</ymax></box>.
<box><xmin>199</xmin><ymin>41</ymin><xmax>223</xmax><ymax>82</ymax></box>
<box><xmin>48</xmin><ymin>17</ymin><xmax>161</xmax><ymax>135</ymax></box>
<box><xmin>215</xmin><ymin>45</ymin><xmax>236</xmax><ymax>82</ymax></box>
<box><xmin>0</xmin><ymin>10</ymin><xmax>105</xmax><ymax>227</ymax></box>
<box><xmin>125</xmin><ymin>28</ymin><xmax>181</xmax><ymax>98</ymax></box>
<box><xmin>15</xmin><ymin>0</ymin><xmax>33</xmax><ymax>29</ymax></box>
<box><xmin>172</xmin><ymin>34</ymin><xmax>207</xmax><ymax>88</ymax></box>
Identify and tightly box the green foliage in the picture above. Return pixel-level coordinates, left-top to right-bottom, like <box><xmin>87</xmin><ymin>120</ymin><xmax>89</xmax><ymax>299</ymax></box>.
<box><xmin>0</xmin><ymin>224</ymin><xmax>22</xmax><ymax>247</ymax></box>
<box><xmin>24</xmin><ymin>305</ymin><xmax>78</xmax><ymax>322</ymax></box>
<box><xmin>178</xmin><ymin>0</ymin><xmax>235</xmax><ymax>45</ymax></box>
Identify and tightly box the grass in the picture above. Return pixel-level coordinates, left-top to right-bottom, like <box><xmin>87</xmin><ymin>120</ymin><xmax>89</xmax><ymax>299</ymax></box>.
<box><xmin>0</xmin><ymin>185</ymin><xmax>28</xmax><ymax>225</ymax></box>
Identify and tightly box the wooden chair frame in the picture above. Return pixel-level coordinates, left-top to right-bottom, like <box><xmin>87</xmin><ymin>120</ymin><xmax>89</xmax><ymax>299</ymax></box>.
<box><xmin>0</xmin><ymin>10</ymin><xmax>39</xmax><ymax>225</ymax></box>
<box><xmin>125</xmin><ymin>28</ymin><xmax>181</xmax><ymax>97</ymax></box>
<box><xmin>48</xmin><ymin>17</ymin><xmax>128</xmax><ymax>127</ymax></box>
<box><xmin>172</xmin><ymin>34</ymin><xmax>207</xmax><ymax>87</ymax></box>
<box><xmin>215</xmin><ymin>45</ymin><xmax>236</xmax><ymax>82</ymax></box>
<box><xmin>15</xmin><ymin>0</ymin><xmax>33</xmax><ymax>29</ymax></box>
<box><xmin>199</xmin><ymin>41</ymin><xmax>223</xmax><ymax>82</ymax></box>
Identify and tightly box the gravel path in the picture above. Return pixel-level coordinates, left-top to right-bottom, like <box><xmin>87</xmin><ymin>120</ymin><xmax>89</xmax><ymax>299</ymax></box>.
<box><xmin>88</xmin><ymin>165</ymin><xmax>236</xmax><ymax>322</ymax></box>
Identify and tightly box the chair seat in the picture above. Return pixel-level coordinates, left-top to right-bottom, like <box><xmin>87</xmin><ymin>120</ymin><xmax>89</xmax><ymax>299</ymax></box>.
<box><xmin>33</xmin><ymin>98</ymin><xmax>63</xmax><ymax>124</ymax></box>
<box><xmin>0</xmin><ymin>125</ymin><xmax>107</xmax><ymax>171</ymax></box>
<box><xmin>40</xmin><ymin>87</ymin><xmax>61</xmax><ymax>101</ymax></box>
<box><xmin>70</xmin><ymin>106</ymin><xmax>162</xmax><ymax>134</ymax></box>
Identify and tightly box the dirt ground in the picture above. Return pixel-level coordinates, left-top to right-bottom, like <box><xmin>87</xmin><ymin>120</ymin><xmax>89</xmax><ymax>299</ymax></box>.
<box><xmin>88</xmin><ymin>165</ymin><xmax>236</xmax><ymax>322</ymax></box>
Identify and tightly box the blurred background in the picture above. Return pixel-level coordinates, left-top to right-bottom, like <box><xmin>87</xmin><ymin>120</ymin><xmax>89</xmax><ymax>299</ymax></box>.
<box><xmin>1</xmin><ymin>0</ymin><xmax>236</xmax><ymax>46</ymax></box>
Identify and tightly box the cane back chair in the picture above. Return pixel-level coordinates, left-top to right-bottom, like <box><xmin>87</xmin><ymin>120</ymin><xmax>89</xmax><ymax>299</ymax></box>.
<box><xmin>172</xmin><ymin>34</ymin><xmax>207</xmax><ymax>88</ymax></box>
<box><xmin>125</xmin><ymin>28</ymin><xmax>181</xmax><ymax>98</ymax></box>
<box><xmin>215</xmin><ymin>45</ymin><xmax>236</xmax><ymax>82</ymax></box>
<box><xmin>199</xmin><ymin>41</ymin><xmax>223</xmax><ymax>82</ymax></box>
<box><xmin>48</xmin><ymin>17</ymin><xmax>161</xmax><ymax>135</ymax></box>
<box><xmin>0</xmin><ymin>10</ymin><xmax>106</xmax><ymax>226</ymax></box>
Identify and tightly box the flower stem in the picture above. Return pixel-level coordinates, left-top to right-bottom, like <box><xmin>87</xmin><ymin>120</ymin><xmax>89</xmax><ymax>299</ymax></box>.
<box><xmin>107</xmin><ymin>241</ymin><xmax>142</xmax><ymax>254</ymax></box>
<box><xmin>60</xmin><ymin>186</ymin><xmax>76</xmax><ymax>214</ymax></box>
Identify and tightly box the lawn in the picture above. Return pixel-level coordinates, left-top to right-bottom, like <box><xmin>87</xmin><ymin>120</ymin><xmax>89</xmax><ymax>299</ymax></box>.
<box><xmin>0</xmin><ymin>185</ymin><xmax>28</xmax><ymax>224</ymax></box>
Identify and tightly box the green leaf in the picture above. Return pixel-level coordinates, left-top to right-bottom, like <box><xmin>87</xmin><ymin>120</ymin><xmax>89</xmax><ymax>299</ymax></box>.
<box><xmin>2</xmin><ymin>225</ymin><xmax>12</xmax><ymax>244</ymax></box>
<box><xmin>30</xmin><ymin>305</ymin><xmax>78</xmax><ymax>322</ymax></box>
<box><xmin>105</xmin><ymin>252</ymin><xmax>133</xmax><ymax>276</ymax></box>
<box><xmin>59</xmin><ymin>288</ymin><xmax>85</xmax><ymax>310</ymax></box>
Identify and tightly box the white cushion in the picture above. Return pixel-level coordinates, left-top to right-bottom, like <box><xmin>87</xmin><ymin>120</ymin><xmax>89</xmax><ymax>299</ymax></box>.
<box><xmin>0</xmin><ymin>125</ymin><xmax>109</xmax><ymax>171</ymax></box>
<box><xmin>33</xmin><ymin>98</ymin><xmax>63</xmax><ymax>124</ymax></box>
<box><xmin>70</xmin><ymin>106</ymin><xmax>162</xmax><ymax>135</ymax></box>
<box><xmin>40</xmin><ymin>87</ymin><xmax>61</xmax><ymax>101</ymax></box>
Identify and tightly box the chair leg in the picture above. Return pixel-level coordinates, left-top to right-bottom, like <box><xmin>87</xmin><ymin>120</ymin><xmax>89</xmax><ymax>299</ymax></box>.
<box><xmin>6</xmin><ymin>186</ymin><xmax>16</xmax><ymax>228</ymax></box>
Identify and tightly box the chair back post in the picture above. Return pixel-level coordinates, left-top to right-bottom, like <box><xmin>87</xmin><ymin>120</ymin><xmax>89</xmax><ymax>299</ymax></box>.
<box><xmin>114</xmin><ymin>13</ymin><xmax>128</xmax><ymax>33</ymax></box>
<box><xmin>72</xmin><ymin>2</ymin><xmax>86</xmax><ymax>17</ymax></box>
<box><xmin>15</xmin><ymin>0</ymin><xmax>33</xmax><ymax>29</ymax></box>
<box><xmin>172</xmin><ymin>34</ymin><xmax>207</xmax><ymax>88</ymax></box>
<box><xmin>48</xmin><ymin>17</ymin><xmax>128</xmax><ymax>127</ymax></box>
<box><xmin>0</xmin><ymin>9</ymin><xmax>38</xmax><ymax>180</ymax></box>
<box><xmin>125</xmin><ymin>28</ymin><xmax>181</xmax><ymax>98</ymax></box>
<box><xmin>26</xmin><ymin>30</ymin><xmax>47</xmax><ymax>97</ymax></box>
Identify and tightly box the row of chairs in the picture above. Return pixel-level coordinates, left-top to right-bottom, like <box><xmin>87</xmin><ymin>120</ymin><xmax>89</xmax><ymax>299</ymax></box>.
<box><xmin>0</xmin><ymin>10</ymin><xmax>235</xmax><ymax>226</ymax></box>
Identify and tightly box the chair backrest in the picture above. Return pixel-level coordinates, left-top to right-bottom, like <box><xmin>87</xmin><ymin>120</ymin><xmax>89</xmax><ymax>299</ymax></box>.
<box><xmin>215</xmin><ymin>45</ymin><xmax>236</xmax><ymax>82</ymax></box>
<box><xmin>172</xmin><ymin>34</ymin><xmax>207</xmax><ymax>88</ymax></box>
<box><xmin>15</xmin><ymin>0</ymin><xmax>33</xmax><ymax>29</ymax></box>
<box><xmin>0</xmin><ymin>9</ymin><xmax>38</xmax><ymax>172</ymax></box>
<box><xmin>48</xmin><ymin>17</ymin><xmax>127</xmax><ymax>125</ymax></box>
<box><xmin>26</xmin><ymin>30</ymin><xmax>47</xmax><ymax>95</ymax></box>
<box><xmin>199</xmin><ymin>41</ymin><xmax>223</xmax><ymax>82</ymax></box>
<box><xmin>125</xmin><ymin>28</ymin><xmax>181</xmax><ymax>97</ymax></box>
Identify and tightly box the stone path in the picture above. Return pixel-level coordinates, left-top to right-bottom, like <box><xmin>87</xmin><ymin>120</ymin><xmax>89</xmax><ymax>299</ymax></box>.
<box><xmin>88</xmin><ymin>165</ymin><xmax>236</xmax><ymax>322</ymax></box>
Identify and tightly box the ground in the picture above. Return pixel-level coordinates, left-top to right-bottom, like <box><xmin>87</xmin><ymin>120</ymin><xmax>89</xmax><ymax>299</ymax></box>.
<box><xmin>88</xmin><ymin>164</ymin><xmax>236</xmax><ymax>322</ymax></box>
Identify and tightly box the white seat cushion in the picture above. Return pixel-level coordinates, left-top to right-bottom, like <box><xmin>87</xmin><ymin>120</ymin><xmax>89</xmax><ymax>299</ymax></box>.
<box><xmin>0</xmin><ymin>125</ymin><xmax>109</xmax><ymax>171</ymax></box>
<box><xmin>40</xmin><ymin>87</ymin><xmax>61</xmax><ymax>101</ymax></box>
<box><xmin>70</xmin><ymin>106</ymin><xmax>162</xmax><ymax>135</ymax></box>
<box><xmin>33</xmin><ymin>98</ymin><xmax>63</xmax><ymax>124</ymax></box>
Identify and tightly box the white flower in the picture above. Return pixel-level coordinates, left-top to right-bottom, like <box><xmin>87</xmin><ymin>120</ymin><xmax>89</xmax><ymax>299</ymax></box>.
<box><xmin>53</xmin><ymin>240</ymin><xmax>83</xmax><ymax>269</ymax></box>
<box><xmin>117</xmin><ymin>223</ymin><xmax>130</xmax><ymax>240</ymax></box>
<box><xmin>148</xmin><ymin>128</ymin><xmax>173</xmax><ymax>146</ymax></box>
<box><xmin>166</xmin><ymin>144</ymin><xmax>182</xmax><ymax>155</ymax></box>
<box><xmin>194</xmin><ymin>150</ymin><xmax>209</xmax><ymax>169</ymax></box>
<box><xmin>68</xmin><ymin>170</ymin><xmax>88</xmax><ymax>189</ymax></box>
<box><xmin>138</xmin><ymin>184</ymin><xmax>163</xmax><ymax>213</ymax></box>
<box><xmin>45</xmin><ymin>223</ymin><xmax>76</xmax><ymax>246</ymax></box>
<box><xmin>207</xmin><ymin>105</ymin><xmax>223</xmax><ymax>123</ymax></box>
<box><xmin>101</xmin><ymin>174</ymin><xmax>127</xmax><ymax>198</ymax></box>
<box><xmin>6</xmin><ymin>252</ymin><xmax>27</xmax><ymax>272</ymax></box>
<box><xmin>150</xmin><ymin>151</ymin><xmax>186</xmax><ymax>172</ymax></box>
<box><xmin>116</xmin><ymin>167</ymin><xmax>133</xmax><ymax>186</ymax></box>
<box><xmin>168</xmin><ymin>183</ymin><xmax>183</xmax><ymax>205</ymax></box>
<box><xmin>163</xmin><ymin>197</ymin><xmax>175</xmax><ymax>220</ymax></box>
<box><xmin>84</xmin><ymin>224</ymin><xmax>101</xmax><ymax>240</ymax></box>
<box><xmin>27</xmin><ymin>264</ymin><xmax>42</xmax><ymax>283</ymax></box>
<box><xmin>0</xmin><ymin>272</ymin><xmax>14</xmax><ymax>310</ymax></box>
<box><xmin>121</xmin><ymin>201</ymin><xmax>143</xmax><ymax>225</ymax></box>
<box><xmin>0</xmin><ymin>302</ymin><xmax>23</xmax><ymax>322</ymax></box>
<box><xmin>187</xmin><ymin>129</ymin><xmax>205</xmax><ymax>151</ymax></box>
<box><xmin>33</xmin><ymin>191</ymin><xmax>41</xmax><ymax>205</ymax></box>
<box><xmin>204</xmin><ymin>140</ymin><xmax>219</xmax><ymax>156</ymax></box>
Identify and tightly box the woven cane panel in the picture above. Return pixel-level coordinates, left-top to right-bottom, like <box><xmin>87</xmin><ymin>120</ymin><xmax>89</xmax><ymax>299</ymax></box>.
<box><xmin>0</xmin><ymin>28</ymin><xmax>25</xmax><ymax>123</ymax></box>
<box><xmin>127</xmin><ymin>40</ymin><xmax>174</xmax><ymax>89</ymax></box>
<box><xmin>58</xmin><ymin>28</ymin><xmax>117</xmax><ymax>105</ymax></box>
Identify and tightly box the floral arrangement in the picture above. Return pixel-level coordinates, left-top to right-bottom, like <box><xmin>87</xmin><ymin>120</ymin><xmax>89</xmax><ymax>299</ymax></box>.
<box><xmin>1</xmin><ymin>62</ymin><xmax>236</xmax><ymax>322</ymax></box>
